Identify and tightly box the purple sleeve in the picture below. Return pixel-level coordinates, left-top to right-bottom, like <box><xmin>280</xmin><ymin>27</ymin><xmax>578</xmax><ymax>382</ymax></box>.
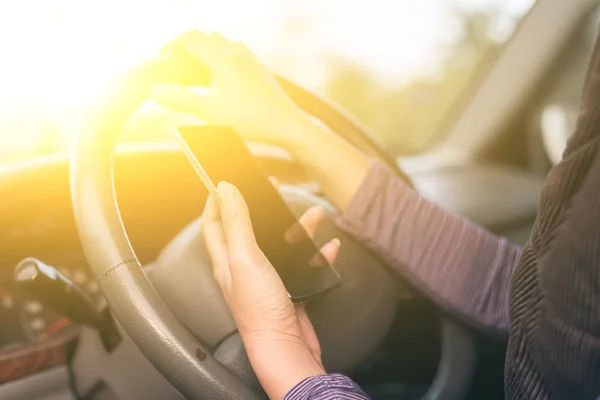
<box><xmin>336</xmin><ymin>161</ymin><xmax>522</xmax><ymax>334</ymax></box>
<box><xmin>283</xmin><ymin>374</ymin><xmax>370</xmax><ymax>400</ymax></box>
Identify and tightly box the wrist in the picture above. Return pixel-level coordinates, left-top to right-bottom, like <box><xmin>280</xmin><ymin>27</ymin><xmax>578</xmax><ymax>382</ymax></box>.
<box><xmin>273</xmin><ymin>110</ymin><xmax>331</xmax><ymax>154</ymax></box>
<box><xmin>244</xmin><ymin>338</ymin><xmax>325</xmax><ymax>400</ymax></box>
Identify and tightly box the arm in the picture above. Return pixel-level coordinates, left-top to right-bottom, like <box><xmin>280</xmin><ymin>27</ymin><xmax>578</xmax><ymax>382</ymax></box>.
<box><xmin>274</xmin><ymin>106</ymin><xmax>521</xmax><ymax>333</ymax></box>
<box><xmin>336</xmin><ymin>161</ymin><xmax>522</xmax><ymax>335</ymax></box>
<box><xmin>263</xmin><ymin>110</ymin><xmax>520</xmax><ymax>333</ymax></box>
<box><xmin>214</xmin><ymin>88</ymin><xmax>522</xmax><ymax>333</ymax></box>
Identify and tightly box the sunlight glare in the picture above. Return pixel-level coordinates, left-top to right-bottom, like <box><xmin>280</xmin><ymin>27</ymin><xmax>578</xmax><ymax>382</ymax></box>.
<box><xmin>0</xmin><ymin>0</ymin><xmax>535</xmax><ymax>162</ymax></box>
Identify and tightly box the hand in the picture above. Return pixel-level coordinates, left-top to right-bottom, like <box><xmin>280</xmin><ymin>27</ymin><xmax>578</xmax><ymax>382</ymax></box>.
<box><xmin>156</xmin><ymin>30</ymin><xmax>372</xmax><ymax>212</ymax></box>
<box><xmin>153</xmin><ymin>30</ymin><xmax>315</xmax><ymax>148</ymax></box>
<box><xmin>202</xmin><ymin>180</ymin><xmax>340</xmax><ymax>400</ymax></box>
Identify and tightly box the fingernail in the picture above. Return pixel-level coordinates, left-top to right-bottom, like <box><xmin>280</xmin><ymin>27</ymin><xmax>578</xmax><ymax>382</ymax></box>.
<box><xmin>331</xmin><ymin>238</ymin><xmax>341</xmax><ymax>247</ymax></box>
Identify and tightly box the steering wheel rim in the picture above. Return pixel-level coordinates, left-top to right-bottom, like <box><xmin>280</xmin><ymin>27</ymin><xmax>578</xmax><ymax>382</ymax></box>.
<box><xmin>70</xmin><ymin>54</ymin><xmax>474</xmax><ymax>399</ymax></box>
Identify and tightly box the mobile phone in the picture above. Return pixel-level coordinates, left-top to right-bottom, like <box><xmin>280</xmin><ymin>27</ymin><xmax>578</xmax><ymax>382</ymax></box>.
<box><xmin>175</xmin><ymin>125</ymin><xmax>341</xmax><ymax>302</ymax></box>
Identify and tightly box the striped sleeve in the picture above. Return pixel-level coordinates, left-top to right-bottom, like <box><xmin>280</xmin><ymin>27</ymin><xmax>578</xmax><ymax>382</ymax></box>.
<box><xmin>336</xmin><ymin>161</ymin><xmax>522</xmax><ymax>336</ymax></box>
<box><xmin>283</xmin><ymin>374</ymin><xmax>371</xmax><ymax>400</ymax></box>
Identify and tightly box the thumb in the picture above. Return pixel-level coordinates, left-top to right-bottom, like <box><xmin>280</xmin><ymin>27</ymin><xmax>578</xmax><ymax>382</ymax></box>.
<box><xmin>152</xmin><ymin>83</ymin><xmax>214</xmax><ymax>118</ymax></box>
<box><xmin>319</xmin><ymin>238</ymin><xmax>341</xmax><ymax>265</ymax></box>
<box><xmin>216</xmin><ymin>181</ymin><xmax>263</xmax><ymax>262</ymax></box>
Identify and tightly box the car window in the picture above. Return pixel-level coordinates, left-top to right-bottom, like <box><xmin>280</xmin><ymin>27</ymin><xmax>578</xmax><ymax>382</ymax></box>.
<box><xmin>0</xmin><ymin>0</ymin><xmax>535</xmax><ymax>165</ymax></box>
<box><xmin>536</xmin><ymin>5</ymin><xmax>600</xmax><ymax>166</ymax></box>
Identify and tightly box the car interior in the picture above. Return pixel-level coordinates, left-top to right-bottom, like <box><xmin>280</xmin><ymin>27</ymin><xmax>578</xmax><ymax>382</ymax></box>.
<box><xmin>0</xmin><ymin>0</ymin><xmax>599</xmax><ymax>399</ymax></box>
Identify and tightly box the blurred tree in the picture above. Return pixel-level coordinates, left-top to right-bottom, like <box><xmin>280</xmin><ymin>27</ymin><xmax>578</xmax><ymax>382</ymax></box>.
<box><xmin>324</xmin><ymin>8</ymin><xmax>503</xmax><ymax>154</ymax></box>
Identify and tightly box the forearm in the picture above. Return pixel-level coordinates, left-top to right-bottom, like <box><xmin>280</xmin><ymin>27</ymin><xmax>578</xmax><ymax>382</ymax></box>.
<box><xmin>337</xmin><ymin>161</ymin><xmax>522</xmax><ymax>335</ymax></box>
<box><xmin>282</xmin><ymin>114</ymin><xmax>520</xmax><ymax>332</ymax></box>
<box><xmin>285</xmin><ymin>114</ymin><xmax>371</xmax><ymax>210</ymax></box>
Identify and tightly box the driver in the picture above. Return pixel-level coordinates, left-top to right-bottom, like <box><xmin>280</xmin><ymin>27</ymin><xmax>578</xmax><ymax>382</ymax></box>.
<box><xmin>152</xmin><ymin>31</ymin><xmax>600</xmax><ymax>400</ymax></box>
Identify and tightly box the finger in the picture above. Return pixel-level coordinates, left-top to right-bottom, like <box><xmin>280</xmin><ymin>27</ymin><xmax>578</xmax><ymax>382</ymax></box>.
<box><xmin>207</xmin><ymin>32</ymin><xmax>231</xmax><ymax>48</ymax></box>
<box><xmin>182</xmin><ymin>30</ymin><xmax>237</xmax><ymax>69</ymax></box>
<box><xmin>283</xmin><ymin>206</ymin><xmax>325</xmax><ymax>244</ymax></box>
<box><xmin>309</xmin><ymin>238</ymin><xmax>340</xmax><ymax>268</ymax></box>
<box><xmin>268</xmin><ymin>176</ymin><xmax>280</xmax><ymax>190</ymax></box>
<box><xmin>201</xmin><ymin>194</ymin><xmax>231</xmax><ymax>286</ymax></box>
<box><xmin>216</xmin><ymin>181</ymin><xmax>263</xmax><ymax>262</ymax></box>
<box><xmin>161</xmin><ymin>30</ymin><xmax>240</xmax><ymax>70</ymax></box>
<box><xmin>159</xmin><ymin>30</ymin><xmax>190</xmax><ymax>56</ymax></box>
<box><xmin>319</xmin><ymin>238</ymin><xmax>341</xmax><ymax>265</ymax></box>
<box><xmin>160</xmin><ymin>30</ymin><xmax>196</xmax><ymax>56</ymax></box>
<box><xmin>298</xmin><ymin>206</ymin><xmax>325</xmax><ymax>239</ymax></box>
<box><xmin>164</xmin><ymin>30</ymin><xmax>223</xmax><ymax>69</ymax></box>
<box><xmin>152</xmin><ymin>84</ymin><xmax>213</xmax><ymax>118</ymax></box>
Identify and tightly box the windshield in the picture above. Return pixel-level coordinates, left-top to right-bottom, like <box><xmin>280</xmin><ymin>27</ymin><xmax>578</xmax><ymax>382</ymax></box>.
<box><xmin>0</xmin><ymin>0</ymin><xmax>535</xmax><ymax>164</ymax></box>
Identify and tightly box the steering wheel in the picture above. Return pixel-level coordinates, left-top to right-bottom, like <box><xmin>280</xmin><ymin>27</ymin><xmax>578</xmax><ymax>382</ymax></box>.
<box><xmin>70</xmin><ymin>54</ymin><xmax>476</xmax><ymax>399</ymax></box>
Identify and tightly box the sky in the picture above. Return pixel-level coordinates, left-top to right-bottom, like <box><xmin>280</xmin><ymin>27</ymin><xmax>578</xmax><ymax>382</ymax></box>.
<box><xmin>0</xmin><ymin>0</ymin><xmax>535</xmax><ymax>157</ymax></box>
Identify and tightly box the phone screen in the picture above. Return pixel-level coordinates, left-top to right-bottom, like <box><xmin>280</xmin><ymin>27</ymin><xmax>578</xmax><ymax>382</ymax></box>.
<box><xmin>176</xmin><ymin>125</ymin><xmax>341</xmax><ymax>301</ymax></box>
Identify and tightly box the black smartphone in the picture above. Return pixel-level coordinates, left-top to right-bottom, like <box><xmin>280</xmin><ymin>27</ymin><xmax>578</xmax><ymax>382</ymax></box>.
<box><xmin>175</xmin><ymin>125</ymin><xmax>341</xmax><ymax>302</ymax></box>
